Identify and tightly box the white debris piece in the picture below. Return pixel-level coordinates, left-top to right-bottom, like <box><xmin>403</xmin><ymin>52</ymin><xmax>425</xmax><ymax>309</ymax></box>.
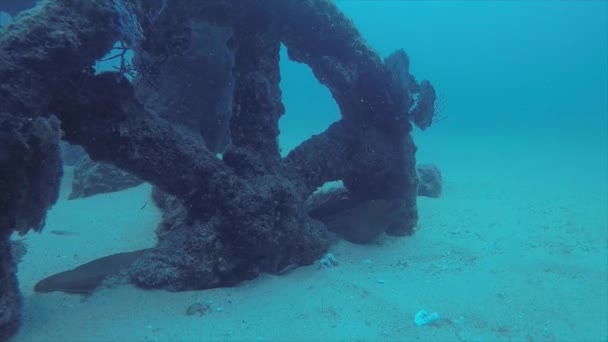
<box><xmin>414</xmin><ymin>309</ymin><xmax>440</xmax><ymax>327</ymax></box>
<box><xmin>318</xmin><ymin>253</ymin><xmax>338</xmax><ymax>268</ymax></box>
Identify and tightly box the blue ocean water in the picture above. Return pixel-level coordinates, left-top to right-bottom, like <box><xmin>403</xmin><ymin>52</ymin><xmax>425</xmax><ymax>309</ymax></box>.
<box><xmin>280</xmin><ymin>0</ymin><xmax>607</xmax><ymax>156</ymax></box>
<box><xmin>287</xmin><ymin>1</ymin><xmax>607</xmax><ymax>133</ymax></box>
<box><xmin>2</xmin><ymin>1</ymin><xmax>607</xmax><ymax>341</ymax></box>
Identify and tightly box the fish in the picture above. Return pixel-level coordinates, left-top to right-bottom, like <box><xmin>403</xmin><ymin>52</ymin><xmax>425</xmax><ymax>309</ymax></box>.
<box><xmin>33</xmin><ymin>248</ymin><xmax>152</xmax><ymax>295</ymax></box>
<box><xmin>308</xmin><ymin>192</ymin><xmax>403</xmax><ymax>244</ymax></box>
<box><xmin>49</xmin><ymin>230</ymin><xmax>78</xmax><ymax>236</ymax></box>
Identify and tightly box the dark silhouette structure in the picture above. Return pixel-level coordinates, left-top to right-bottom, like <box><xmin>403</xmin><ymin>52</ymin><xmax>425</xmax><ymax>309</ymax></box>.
<box><xmin>0</xmin><ymin>0</ymin><xmax>437</xmax><ymax>338</ymax></box>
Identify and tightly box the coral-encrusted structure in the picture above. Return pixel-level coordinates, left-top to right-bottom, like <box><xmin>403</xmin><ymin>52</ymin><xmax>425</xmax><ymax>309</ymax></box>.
<box><xmin>0</xmin><ymin>0</ymin><xmax>437</xmax><ymax>338</ymax></box>
<box><xmin>69</xmin><ymin>154</ymin><xmax>143</xmax><ymax>199</ymax></box>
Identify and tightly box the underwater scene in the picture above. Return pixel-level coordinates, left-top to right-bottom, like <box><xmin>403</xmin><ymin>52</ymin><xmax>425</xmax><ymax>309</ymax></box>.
<box><xmin>0</xmin><ymin>0</ymin><xmax>606</xmax><ymax>341</ymax></box>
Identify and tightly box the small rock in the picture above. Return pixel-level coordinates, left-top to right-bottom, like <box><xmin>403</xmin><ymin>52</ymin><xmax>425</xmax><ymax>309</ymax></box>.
<box><xmin>186</xmin><ymin>301</ymin><xmax>212</xmax><ymax>317</ymax></box>
<box><xmin>417</xmin><ymin>164</ymin><xmax>442</xmax><ymax>198</ymax></box>
<box><xmin>69</xmin><ymin>154</ymin><xmax>142</xmax><ymax>199</ymax></box>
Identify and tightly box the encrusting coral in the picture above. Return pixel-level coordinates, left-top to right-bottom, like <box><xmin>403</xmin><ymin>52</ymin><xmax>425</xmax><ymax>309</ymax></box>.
<box><xmin>0</xmin><ymin>0</ymin><xmax>438</xmax><ymax>338</ymax></box>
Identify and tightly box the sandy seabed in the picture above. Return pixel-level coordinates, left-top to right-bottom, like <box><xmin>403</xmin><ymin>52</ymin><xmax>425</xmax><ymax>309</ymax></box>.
<box><xmin>13</xmin><ymin>135</ymin><xmax>608</xmax><ymax>342</ymax></box>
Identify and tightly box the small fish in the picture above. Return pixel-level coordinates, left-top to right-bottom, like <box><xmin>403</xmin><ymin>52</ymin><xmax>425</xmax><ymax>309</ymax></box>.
<box><xmin>49</xmin><ymin>230</ymin><xmax>79</xmax><ymax>236</ymax></box>
<box><xmin>276</xmin><ymin>263</ymin><xmax>299</xmax><ymax>275</ymax></box>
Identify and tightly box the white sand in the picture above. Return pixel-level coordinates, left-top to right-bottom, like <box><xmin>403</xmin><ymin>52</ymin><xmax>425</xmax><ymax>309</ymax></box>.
<box><xmin>12</xmin><ymin>133</ymin><xmax>607</xmax><ymax>342</ymax></box>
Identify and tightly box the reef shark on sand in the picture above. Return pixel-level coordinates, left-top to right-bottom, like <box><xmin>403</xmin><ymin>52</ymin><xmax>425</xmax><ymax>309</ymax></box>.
<box><xmin>34</xmin><ymin>189</ymin><xmax>403</xmax><ymax>295</ymax></box>
<box><xmin>307</xmin><ymin>190</ymin><xmax>404</xmax><ymax>244</ymax></box>
<box><xmin>34</xmin><ymin>248</ymin><xmax>152</xmax><ymax>295</ymax></box>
